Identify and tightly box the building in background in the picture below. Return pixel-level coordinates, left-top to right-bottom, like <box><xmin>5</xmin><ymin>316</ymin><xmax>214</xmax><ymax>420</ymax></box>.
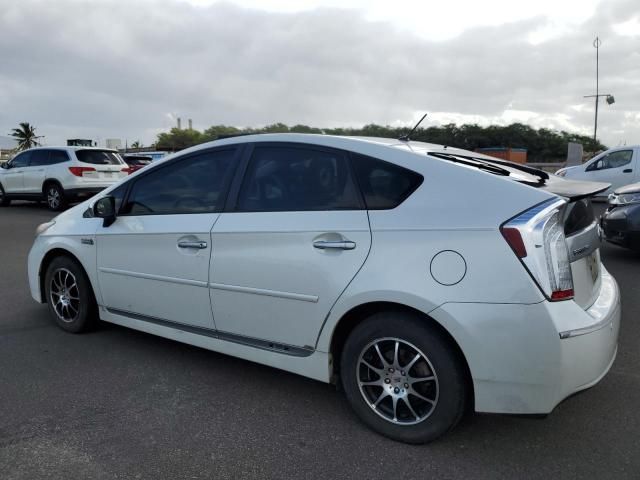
<box><xmin>67</xmin><ymin>139</ymin><xmax>94</xmax><ymax>147</ymax></box>
<box><xmin>106</xmin><ymin>138</ymin><xmax>122</xmax><ymax>150</ymax></box>
<box><xmin>475</xmin><ymin>147</ymin><xmax>527</xmax><ymax>164</ymax></box>
<box><xmin>0</xmin><ymin>135</ymin><xmax>18</xmax><ymax>162</ymax></box>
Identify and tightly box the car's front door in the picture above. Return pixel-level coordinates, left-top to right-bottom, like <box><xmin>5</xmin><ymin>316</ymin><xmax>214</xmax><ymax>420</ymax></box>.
<box><xmin>2</xmin><ymin>151</ymin><xmax>31</xmax><ymax>193</ymax></box>
<box><xmin>209</xmin><ymin>144</ymin><xmax>371</xmax><ymax>349</ymax></box>
<box><xmin>96</xmin><ymin>147</ymin><xmax>240</xmax><ymax>330</ymax></box>
<box><xmin>583</xmin><ymin>149</ymin><xmax>636</xmax><ymax>194</ymax></box>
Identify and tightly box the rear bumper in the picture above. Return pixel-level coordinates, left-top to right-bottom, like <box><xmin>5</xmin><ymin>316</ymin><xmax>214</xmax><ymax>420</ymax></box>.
<box><xmin>429</xmin><ymin>266</ymin><xmax>620</xmax><ymax>414</ymax></box>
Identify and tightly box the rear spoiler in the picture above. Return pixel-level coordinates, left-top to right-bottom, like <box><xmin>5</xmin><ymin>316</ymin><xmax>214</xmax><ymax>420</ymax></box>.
<box><xmin>541</xmin><ymin>177</ymin><xmax>610</xmax><ymax>201</ymax></box>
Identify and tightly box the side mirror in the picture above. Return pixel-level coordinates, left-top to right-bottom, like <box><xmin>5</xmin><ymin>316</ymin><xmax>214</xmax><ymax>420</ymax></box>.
<box><xmin>93</xmin><ymin>196</ymin><xmax>117</xmax><ymax>227</ymax></box>
<box><xmin>1</xmin><ymin>162</ymin><xmax>9</xmax><ymax>169</ymax></box>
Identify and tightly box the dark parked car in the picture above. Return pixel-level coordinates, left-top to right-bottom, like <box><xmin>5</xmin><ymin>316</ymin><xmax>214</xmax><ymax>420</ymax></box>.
<box><xmin>122</xmin><ymin>155</ymin><xmax>152</xmax><ymax>174</ymax></box>
<box><xmin>602</xmin><ymin>182</ymin><xmax>640</xmax><ymax>252</ymax></box>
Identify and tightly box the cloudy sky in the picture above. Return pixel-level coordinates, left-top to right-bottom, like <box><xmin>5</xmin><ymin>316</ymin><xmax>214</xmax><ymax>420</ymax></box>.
<box><xmin>0</xmin><ymin>0</ymin><xmax>638</xmax><ymax>148</ymax></box>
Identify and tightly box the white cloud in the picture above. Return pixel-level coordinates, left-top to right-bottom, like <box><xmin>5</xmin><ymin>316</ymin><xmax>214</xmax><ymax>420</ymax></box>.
<box><xmin>0</xmin><ymin>0</ymin><xmax>637</xmax><ymax>149</ymax></box>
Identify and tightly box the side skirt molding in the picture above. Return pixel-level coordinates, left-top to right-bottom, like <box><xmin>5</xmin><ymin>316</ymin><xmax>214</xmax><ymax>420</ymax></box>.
<box><xmin>105</xmin><ymin>307</ymin><xmax>314</xmax><ymax>357</ymax></box>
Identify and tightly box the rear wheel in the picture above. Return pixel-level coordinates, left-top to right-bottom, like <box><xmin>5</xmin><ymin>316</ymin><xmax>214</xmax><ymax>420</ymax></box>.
<box><xmin>340</xmin><ymin>311</ymin><xmax>468</xmax><ymax>444</ymax></box>
<box><xmin>44</xmin><ymin>256</ymin><xmax>97</xmax><ymax>333</ymax></box>
<box><xmin>45</xmin><ymin>183</ymin><xmax>67</xmax><ymax>211</ymax></box>
<box><xmin>0</xmin><ymin>184</ymin><xmax>10</xmax><ymax>206</ymax></box>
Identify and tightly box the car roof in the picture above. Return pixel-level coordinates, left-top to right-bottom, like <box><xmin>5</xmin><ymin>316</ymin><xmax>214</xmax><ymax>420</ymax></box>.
<box><xmin>19</xmin><ymin>146</ymin><xmax>118</xmax><ymax>152</ymax></box>
<box><xmin>177</xmin><ymin>133</ymin><xmax>497</xmax><ymax>161</ymax></box>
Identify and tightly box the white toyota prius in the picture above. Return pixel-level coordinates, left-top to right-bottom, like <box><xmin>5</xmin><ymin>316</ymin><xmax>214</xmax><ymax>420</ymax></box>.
<box><xmin>27</xmin><ymin>134</ymin><xmax>620</xmax><ymax>443</ymax></box>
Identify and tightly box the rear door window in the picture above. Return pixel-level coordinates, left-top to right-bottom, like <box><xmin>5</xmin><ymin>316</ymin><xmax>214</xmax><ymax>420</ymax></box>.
<box><xmin>236</xmin><ymin>146</ymin><xmax>362</xmax><ymax>212</ymax></box>
<box><xmin>351</xmin><ymin>154</ymin><xmax>423</xmax><ymax>209</ymax></box>
<box><xmin>49</xmin><ymin>150</ymin><xmax>70</xmax><ymax>164</ymax></box>
<box><xmin>76</xmin><ymin>150</ymin><xmax>123</xmax><ymax>165</ymax></box>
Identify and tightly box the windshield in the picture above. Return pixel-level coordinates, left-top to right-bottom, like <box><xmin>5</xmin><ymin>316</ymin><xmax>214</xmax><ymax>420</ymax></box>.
<box><xmin>76</xmin><ymin>150</ymin><xmax>123</xmax><ymax>165</ymax></box>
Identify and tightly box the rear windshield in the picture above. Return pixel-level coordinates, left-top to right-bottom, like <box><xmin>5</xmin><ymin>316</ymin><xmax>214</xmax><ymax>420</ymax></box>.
<box><xmin>76</xmin><ymin>150</ymin><xmax>123</xmax><ymax>165</ymax></box>
<box><xmin>125</xmin><ymin>157</ymin><xmax>152</xmax><ymax>166</ymax></box>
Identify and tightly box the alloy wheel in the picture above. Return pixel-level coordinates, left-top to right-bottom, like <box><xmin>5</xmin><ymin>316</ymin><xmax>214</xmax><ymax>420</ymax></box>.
<box><xmin>357</xmin><ymin>337</ymin><xmax>439</xmax><ymax>425</ymax></box>
<box><xmin>49</xmin><ymin>268</ymin><xmax>80</xmax><ymax>323</ymax></box>
<box><xmin>47</xmin><ymin>187</ymin><xmax>60</xmax><ymax>210</ymax></box>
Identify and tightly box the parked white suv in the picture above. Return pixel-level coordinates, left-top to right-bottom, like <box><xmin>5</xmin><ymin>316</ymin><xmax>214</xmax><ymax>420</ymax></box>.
<box><xmin>27</xmin><ymin>134</ymin><xmax>620</xmax><ymax>443</ymax></box>
<box><xmin>0</xmin><ymin>147</ymin><xmax>128</xmax><ymax>211</ymax></box>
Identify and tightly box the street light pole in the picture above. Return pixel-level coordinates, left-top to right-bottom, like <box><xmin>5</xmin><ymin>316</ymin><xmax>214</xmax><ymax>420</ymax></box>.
<box><xmin>594</xmin><ymin>36</ymin><xmax>600</xmax><ymax>141</ymax></box>
<box><xmin>583</xmin><ymin>37</ymin><xmax>614</xmax><ymax>144</ymax></box>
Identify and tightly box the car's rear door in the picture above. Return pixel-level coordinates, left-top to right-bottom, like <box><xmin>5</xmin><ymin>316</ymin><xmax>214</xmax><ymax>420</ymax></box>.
<box><xmin>96</xmin><ymin>146</ymin><xmax>240</xmax><ymax>330</ymax></box>
<box><xmin>209</xmin><ymin>143</ymin><xmax>371</xmax><ymax>350</ymax></box>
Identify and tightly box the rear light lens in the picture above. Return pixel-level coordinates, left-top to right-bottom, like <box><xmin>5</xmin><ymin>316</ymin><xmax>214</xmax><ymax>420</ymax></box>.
<box><xmin>68</xmin><ymin>166</ymin><xmax>96</xmax><ymax>177</ymax></box>
<box><xmin>122</xmin><ymin>167</ymin><xmax>134</xmax><ymax>174</ymax></box>
<box><xmin>501</xmin><ymin>198</ymin><xmax>574</xmax><ymax>301</ymax></box>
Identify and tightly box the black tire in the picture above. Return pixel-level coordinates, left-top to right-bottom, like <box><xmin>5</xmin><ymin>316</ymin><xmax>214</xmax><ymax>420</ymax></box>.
<box><xmin>45</xmin><ymin>182</ymin><xmax>67</xmax><ymax>211</ymax></box>
<box><xmin>340</xmin><ymin>311</ymin><xmax>468</xmax><ymax>444</ymax></box>
<box><xmin>44</xmin><ymin>256</ymin><xmax>98</xmax><ymax>333</ymax></box>
<box><xmin>0</xmin><ymin>183</ymin><xmax>10</xmax><ymax>206</ymax></box>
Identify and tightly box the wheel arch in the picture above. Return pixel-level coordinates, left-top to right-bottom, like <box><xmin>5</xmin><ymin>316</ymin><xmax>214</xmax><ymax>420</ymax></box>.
<box><xmin>42</xmin><ymin>178</ymin><xmax>63</xmax><ymax>194</ymax></box>
<box><xmin>327</xmin><ymin>301</ymin><xmax>474</xmax><ymax>408</ymax></box>
<box><xmin>39</xmin><ymin>248</ymin><xmax>98</xmax><ymax>306</ymax></box>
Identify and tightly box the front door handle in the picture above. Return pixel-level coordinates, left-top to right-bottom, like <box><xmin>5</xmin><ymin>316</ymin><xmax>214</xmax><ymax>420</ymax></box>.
<box><xmin>623</xmin><ymin>169</ymin><xmax>633</xmax><ymax>173</ymax></box>
<box><xmin>178</xmin><ymin>240</ymin><xmax>208</xmax><ymax>249</ymax></box>
<box><xmin>313</xmin><ymin>240</ymin><xmax>356</xmax><ymax>250</ymax></box>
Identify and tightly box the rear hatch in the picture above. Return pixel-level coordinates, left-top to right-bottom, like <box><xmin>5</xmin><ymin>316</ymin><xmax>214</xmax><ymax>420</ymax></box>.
<box><xmin>74</xmin><ymin>149</ymin><xmax>127</xmax><ymax>181</ymax></box>
<box><xmin>429</xmin><ymin>152</ymin><xmax>608</xmax><ymax>310</ymax></box>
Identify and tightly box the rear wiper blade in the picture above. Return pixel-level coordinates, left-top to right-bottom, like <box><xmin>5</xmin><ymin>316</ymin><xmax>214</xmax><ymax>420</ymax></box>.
<box><xmin>429</xmin><ymin>152</ymin><xmax>511</xmax><ymax>176</ymax></box>
<box><xmin>459</xmin><ymin>155</ymin><xmax>549</xmax><ymax>181</ymax></box>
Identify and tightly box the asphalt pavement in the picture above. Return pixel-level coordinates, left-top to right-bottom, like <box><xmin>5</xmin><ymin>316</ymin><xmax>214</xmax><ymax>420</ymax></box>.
<box><xmin>1</xmin><ymin>202</ymin><xmax>639</xmax><ymax>479</ymax></box>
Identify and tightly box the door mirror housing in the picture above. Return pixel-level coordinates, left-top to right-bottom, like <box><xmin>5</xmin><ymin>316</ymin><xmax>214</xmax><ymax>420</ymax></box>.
<box><xmin>586</xmin><ymin>159</ymin><xmax>602</xmax><ymax>172</ymax></box>
<box><xmin>93</xmin><ymin>196</ymin><xmax>117</xmax><ymax>227</ymax></box>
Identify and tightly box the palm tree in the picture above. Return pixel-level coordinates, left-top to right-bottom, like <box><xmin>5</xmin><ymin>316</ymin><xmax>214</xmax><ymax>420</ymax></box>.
<box><xmin>130</xmin><ymin>140</ymin><xmax>142</xmax><ymax>148</ymax></box>
<box><xmin>10</xmin><ymin>122</ymin><xmax>42</xmax><ymax>151</ymax></box>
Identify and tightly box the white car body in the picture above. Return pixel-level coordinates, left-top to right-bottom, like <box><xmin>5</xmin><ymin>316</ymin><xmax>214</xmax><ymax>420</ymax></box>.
<box><xmin>27</xmin><ymin>134</ymin><xmax>620</xmax><ymax>419</ymax></box>
<box><xmin>556</xmin><ymin>146</ymin><xmax>640</xmax><ymax>197</ymax></box>
<box><xmin>0</xmin><ymin>146</ymin><xmax>127</xmax><ymax>209</ymax></box>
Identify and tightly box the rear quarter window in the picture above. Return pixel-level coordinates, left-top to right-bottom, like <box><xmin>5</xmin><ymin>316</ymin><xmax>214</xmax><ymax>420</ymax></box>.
<box><xmin>76</xmin><ymin>150</ymin><xmax>123</xmax><ymax>165</ymax></box>
<box><xmin>49</xmin><ymin>150</ymin><xmax>70</xmax><ymax>164</ymax></box>
<box><xmin>352</xmin><ymin>154</ymin><xmax>423</xmax><ymax>209</ymax></box>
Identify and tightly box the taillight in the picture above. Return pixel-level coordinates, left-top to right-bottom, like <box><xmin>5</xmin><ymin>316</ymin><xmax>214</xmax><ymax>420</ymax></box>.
<box><xmin>68</xmin><ymin>166</ymin><xmax>96</xmax><ymax>177</ymax></box>
<box><xmin>122</xmin><ymin>167</ymin><xmax>134</xmax><ymax>174</ymax></box>
<box><xmin>501</xmin><ymin>198</ymin><xmax>574</xmax><ymax>301</ymax></box>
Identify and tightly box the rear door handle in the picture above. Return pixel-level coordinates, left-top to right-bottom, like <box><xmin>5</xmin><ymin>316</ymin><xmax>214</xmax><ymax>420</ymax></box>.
<box><xmin>178</xmin><ymin>240</ymin><xmax>208</xmax><ymax>249</ymax></box>
<box><xmin>313</xmin><ymin>240</ymin><xmax>356</xmax><ymax>250</ymax></box>
<box><xmin>623</xmin><ymin>169</ymin><xmax>633</xmax><ymax>173</ymax></box>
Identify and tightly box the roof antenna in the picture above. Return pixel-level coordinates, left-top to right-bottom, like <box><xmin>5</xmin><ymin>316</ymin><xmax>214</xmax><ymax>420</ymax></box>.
<box><xmin>398</xmin><ymin>113</ymin><xmax>428</xmax><ymax>142</ymax></box>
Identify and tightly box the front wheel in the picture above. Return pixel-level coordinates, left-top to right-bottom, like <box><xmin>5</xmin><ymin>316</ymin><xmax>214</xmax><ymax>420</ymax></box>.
<box><xmin>0</xmin><ymin>183</ymin><xmax>10</xmax><ymax>206</ymax></box>
<box><xmin>45</xmin><ymin>183</ymin><xmax>67</xmax><ymax>211</ymax></box>
<box><xmin>340</xmin><ymin>312</ymin><xmax>469</xmax><ymax>444</ymax></box>
<box><xmin>44</xmin><ymin>257</ymin><xmax>97</xmax><ymax>333</ymax></box>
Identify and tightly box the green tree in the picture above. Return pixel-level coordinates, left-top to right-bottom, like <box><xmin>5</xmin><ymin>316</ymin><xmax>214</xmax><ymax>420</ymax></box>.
<box><xmin>156</xmin><ymin>122</ymin><xmax>608</xmax><ymax>162</ymax></box>
<box><xmin>130</xmin><ymin>140</ymin><xmax>142</xmax><ymax>148</ymax></box>
<box><xmin>156</xmin><ymin>127</ymin><xmax>205</xmax><ymax>150</ymax></box>
<box><xmin>10</xmin><ymin>122</ymin><xmax>42</xmax><ymax>151</ymax></box>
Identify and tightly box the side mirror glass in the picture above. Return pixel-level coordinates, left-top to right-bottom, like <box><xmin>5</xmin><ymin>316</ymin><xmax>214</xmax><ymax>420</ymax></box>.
<box><xmin>93</xmin><ymin>196</ymin><xmax>117</xmax><ymax>227</ymax></box>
